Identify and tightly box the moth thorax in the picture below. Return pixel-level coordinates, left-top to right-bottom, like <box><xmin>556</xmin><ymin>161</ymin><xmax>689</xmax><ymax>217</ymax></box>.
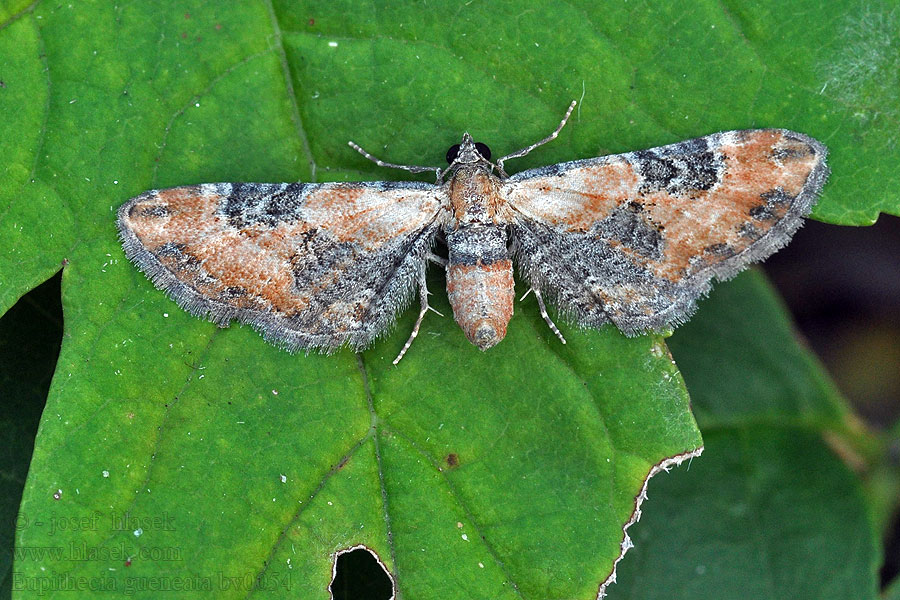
<box><xmin>445</xmin><ymin>225</ymin><xmax>515</xmax><ymax>351</ymax></box>
<box><xmin>448</xmin><ymin>166</ymin><xmax>504</xmax><ymax>226</ymax></box>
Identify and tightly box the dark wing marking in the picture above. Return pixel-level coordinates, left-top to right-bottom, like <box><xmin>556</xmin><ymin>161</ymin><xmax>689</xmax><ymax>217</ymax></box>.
<box><xmin>118</xmin><ymin>181</ymin><xmax>443</xmax><ymax>352</ymax></box>
<box><xmin>503</xmin><ymin>130</ymin><xmax>828</xmax><ymax>334</ymax></box>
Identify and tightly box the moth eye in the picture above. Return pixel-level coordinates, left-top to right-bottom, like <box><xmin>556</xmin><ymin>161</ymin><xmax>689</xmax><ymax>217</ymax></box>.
<box><xmin>474</xmin><ymin>142</ymin><xmax>492</xmax><ymax>160</ymax></box>
<box><xmin>446</xmin><ymin>144</ymin><xmax>461</xmax><ymax>164</ymax></box>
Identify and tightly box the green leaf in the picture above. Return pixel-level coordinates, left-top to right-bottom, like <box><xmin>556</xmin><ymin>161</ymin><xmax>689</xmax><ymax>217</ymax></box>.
<box><xmin>885</xmin><ymin>573</ymin><xmax>900</xmax><ymax>600</ymax></box>
<box><xmin>666</xmin><ymin>269</ymin><xmax>851</xmax><ymax>431</ymax></box>
<box><xmin>1</xmin><ymin>1</ymin><xmax>895</xmax><ymax>598</ymax></box>
<box><xmin>613</xmin><ymin>427</ymin><xmax>879</xmax><ymax>600</ymax></box>
<box><xmin>610</xmin><ymin>271</ymin><xmax>882</xmax><ymax>598</ymax></box>
<box><xmin>0</xmin><ymin>275</ymin><xmax>61</xmax><ymax>598</ymax></box>
<box><xmin>14</xmin><ymin>257</ymin><xmax>700</xmax><ymax>598</ymax></box>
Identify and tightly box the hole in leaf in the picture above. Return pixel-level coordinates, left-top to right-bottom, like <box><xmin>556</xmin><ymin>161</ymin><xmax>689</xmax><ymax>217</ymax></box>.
<box><xmin>329</xmin><ymin>545</ymin><xmax>393</xmax><ymax>600</ymax></box>
<box><xmin>0</xmin><ymin>271</ymin><xmax>63</xmax><ymax>559</ymax></box>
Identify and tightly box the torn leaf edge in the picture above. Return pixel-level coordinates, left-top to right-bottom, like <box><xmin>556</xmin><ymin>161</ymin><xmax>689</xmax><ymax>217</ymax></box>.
<box><xmin>597</xmin><ymin>445</ymin><xmax>705</xmax><ymax>599</ymax></box>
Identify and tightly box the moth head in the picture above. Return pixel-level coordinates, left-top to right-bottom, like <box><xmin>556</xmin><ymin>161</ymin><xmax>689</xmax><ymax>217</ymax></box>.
<box><xmin>446</xmin><ymin>132</ymin><xmax>492</xmax><ymax>167</ymax></box>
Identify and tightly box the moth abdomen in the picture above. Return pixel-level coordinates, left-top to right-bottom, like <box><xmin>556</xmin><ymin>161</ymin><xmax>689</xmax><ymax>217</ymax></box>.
<box><xmin>445</xmin><ymin>225</ymin><xmax>515</xmax><ymax>351</ymax></box>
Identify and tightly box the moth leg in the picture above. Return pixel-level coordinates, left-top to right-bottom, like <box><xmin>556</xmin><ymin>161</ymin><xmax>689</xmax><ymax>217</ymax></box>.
<box><xmin>426</xmin><ymin>252</ymin><xmax>448</xmax><ymax>267</ymax></box>
<box><xmin>523</xmin><ymin>287</ymin><xmax>567</xmax><ymax>345</ymax></box>
<box><xmin>348</xmin><ymin>141</ymin><xmax>443</xmax><ymax>182</ymax></box>
<box><xmin>393</xmin><ymin>268</ymin><xmax>439</xmax><ymax>364</ymax></box>
<box><xmin>496</xmin><ymin>100</ymin><xmax>577</xmax><ymax>174</ymax></box>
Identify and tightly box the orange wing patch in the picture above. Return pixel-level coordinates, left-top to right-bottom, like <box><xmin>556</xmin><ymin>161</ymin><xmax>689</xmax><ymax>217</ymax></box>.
<box><xmin>505</xmin><ymin>129</ymin><xmax>828</xmax><ymax>334</ymax></box>
<box><xmin>503</xmin><ymin>157</ymin><xmax>641</xmax><ymax>231</ymax></box>
<box><xmin>642</xmin><ymin>130</ymin><xmax>823</xmax><ymax>280</ymax></box>
<box><xmin>118</xmin><ymin>182</ymin><xmax>443</xmax><ymax>351</ymax></box>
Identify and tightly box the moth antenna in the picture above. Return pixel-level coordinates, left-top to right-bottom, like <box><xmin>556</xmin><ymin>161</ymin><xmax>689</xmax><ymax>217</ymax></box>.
<box><xmin>497</xmin><ymin>100</ymin><xmax>577</xmax><ymax>172</ymax></box>
<box><xmin>348</xmin><ymin>141</ymin><xmax>443</xmax><ymax>181</ymax></box>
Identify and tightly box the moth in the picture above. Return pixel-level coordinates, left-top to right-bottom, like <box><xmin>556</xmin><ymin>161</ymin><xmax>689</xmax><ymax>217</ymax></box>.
<box><xmin>118</xmin><ymin>101</ymin><xmax>828</xmax><ymax>363</ymax></box>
